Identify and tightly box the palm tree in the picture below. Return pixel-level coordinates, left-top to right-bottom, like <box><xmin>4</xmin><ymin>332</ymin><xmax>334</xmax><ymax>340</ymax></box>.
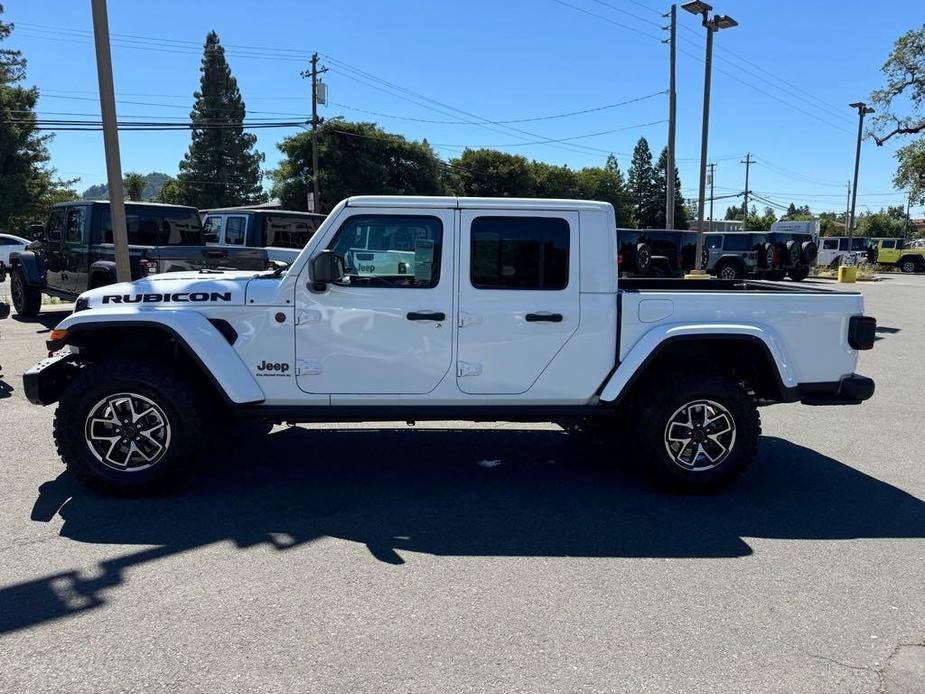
<box><xmin>123</xmin><ymin>172</ymin><xmax>146</xmax><ymax>201</ymax></box>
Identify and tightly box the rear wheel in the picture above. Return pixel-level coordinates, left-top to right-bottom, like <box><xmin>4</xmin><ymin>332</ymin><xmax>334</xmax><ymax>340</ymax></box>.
<box><xmin>787</xmin><ymin>267</ymin><xmax>810</xmax><ymax>282</ymax></box>
<box><xmin>715</xmin><ymin>260</ymin><xmax>743</xmax><ymax>280</ymax></box>
<box><xmin>636</xmin><ymin>374</ymin><xmax>760</xmax><ymax>492</ymax></box>
<box><xmin>764</xmin><ymin>270</ymin><xmax>786</xmax><ymax>281</ymax></box>
<box><xmin>10</xmin><ymin>267</ymin><xmax>41</xmax><ymax>317</ymax></box>
<box><xmin>900</xmin><ymin>258</ymin><xmax>918</xmax><ymax>273</ymax></box>
<box><xmin>54</xmin><ymin>360</ymin><xmax>206</xmax><ymax>495</ymax></box>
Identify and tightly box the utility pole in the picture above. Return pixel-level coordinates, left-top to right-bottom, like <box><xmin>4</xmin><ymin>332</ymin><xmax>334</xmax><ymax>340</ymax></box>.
<box><xmin>844</xmin><ymin>181</ymin><xmax>851</xmax><ymax>233</ymax></box>
<box><xmin>663</xmin><ymin>5</ymin><xmax>677</xmax><ymax>229</ymax></box>
<box><xmin>90</xmin><ymin>0</ymin><xmax>131</xmax><ymax>283</ymax></box>
<box><xmin>740</xmin><ymin>152</ymin><xmax>753</xmax><ymax>230</ymax></box>
<box><xmin>707</xmin><ymin>162</ymin><xmax>716</xmax><ymax>231</ymax></box>
<box><xmin>848</xmin><ymin>101</ymin><xmax>874</xmax><ymax>242</ymax></box>
<box><xmin>304</xmin><ymin>53</ymin><xmax>327</xmax><ymax>213</ymax></box>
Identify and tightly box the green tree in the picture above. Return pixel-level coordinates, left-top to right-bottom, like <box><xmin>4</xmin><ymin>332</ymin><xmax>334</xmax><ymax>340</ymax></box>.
<box><xmin>123</xmin><ymin>171</ymin><xmax>145</xmax><ymax>201</ymax></box>
<box><xmin>626</xmin><ymin>137</ymin><xmax>660</xmax><ymax>228</ymax></box>
<box><xmin>155</xmin><ymin>178</ymin><xmax>183</xmax><ymax>204</ymax></box>
<box><xmin>530</xmin><ymin>161</ymin><xmax>579</xmax><ymax>199</ymax></box>
<box><xmin>448</xmin><ymin>148</ymin><xmax>534</xmax><ymax>198</ymax></box>
<box><xmin>576</xmin><ymin>154</ymin><xmax>633</xmax><ymax>226</ymax></box>
<box><xmin>175</xmin><ymin>31</ymin><xmax>264</xmax><ymax>208</ymax></box>
<box><xmin>869</xmin><ymin>24</ymin><xmax>925</xmax><ymax>204</ymax></box>
<box><xmin>745</xmin><ymin>205</ymin><xmax>777</xmax><ymax>231</ymax></box>
<box><xmin>270</xmin><ymin>120</ymin><xmax>444</xmax><ymax>212</ymax></box>
<box><xmin>724</xmin><ymin>205</ymin><xmax>744</xmax><ymax>221</ymax></box>
<box><xmin>653</xmin><ymin>147</ymin><xmax>688</xmax><ymax>229</ymax></box>
<box><xmin>0</xmin><ymin>5</ymin><xmax>74</xmax><ymax>230</ymax></box>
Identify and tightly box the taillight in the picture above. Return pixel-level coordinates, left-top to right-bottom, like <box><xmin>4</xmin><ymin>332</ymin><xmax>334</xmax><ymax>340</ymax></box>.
<box><xmin>617</xmin><ymin>252</ymin><xmax>625</xmax><ymax>266</ymax></box>
<box><xmin>773</xmin><ymin>249</ymin><xmax>782</xmax><ymax>265</ymax></box>
<box><xmin>848</xmin><ymin>315</ymin><xmax>876</xmax><ymax>350</ymax></box>
<box><xmin>139</xmin><ymin>258</ymin><xmax>159</xmax><ymax>276</ymax></box>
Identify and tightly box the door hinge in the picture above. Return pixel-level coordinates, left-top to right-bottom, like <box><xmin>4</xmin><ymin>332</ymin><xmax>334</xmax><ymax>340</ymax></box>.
<box><xmin>457</xmin><ymin>361</ymin><xmax>482</xmax><ymax>377</ymax></box>
<box><xmin>458</xmin><ymin>311</ymin><xmax>482</xmax><ymax>328</ymax></box>
<box><xmin>296</xmin><ymin>359</ymin><xmax>322</xmax><ymax>376</ymax></box>
<box><xmin>296</xmin><ymin>309</ymin><xmax>322</xmax><ymax>326</ymax></box>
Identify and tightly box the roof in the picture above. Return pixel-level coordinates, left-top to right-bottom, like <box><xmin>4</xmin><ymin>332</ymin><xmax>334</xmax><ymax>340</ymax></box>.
<box><xmin>53</xmin><ymin>200</ymin><xmax>198</xmax><ymax>211</ymax></box>
<box><xmin>200</xmin><ymin>200</ymin><xmax>285</xmax><ymax>212</ymax></box>
<box><xmin>344</xmin><ymin>195</ymin><xmax>614</xmax><ymax>212</ymax></box>
<box><xmin>202</xmin><ymin>207</ymin><xmax>325</xmax><ymax>218</ymax></box>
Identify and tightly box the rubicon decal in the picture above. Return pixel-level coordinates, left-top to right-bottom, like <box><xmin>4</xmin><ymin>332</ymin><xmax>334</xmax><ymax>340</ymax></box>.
<box><xmin>101</xmin><ymin>292</ymin><xmax>233</xmax><ymax>304</ymax></box>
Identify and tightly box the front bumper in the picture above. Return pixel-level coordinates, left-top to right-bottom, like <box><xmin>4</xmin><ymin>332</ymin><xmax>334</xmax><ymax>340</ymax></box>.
<box><xmin>23</xmin><ymin>352</ymin><xmax>79</xmax><ymax>406</ymax></box>
<box><xmin>797</xmin><ymin>374</ymin><xmax>875</xmax><ymax>406</ymax></box>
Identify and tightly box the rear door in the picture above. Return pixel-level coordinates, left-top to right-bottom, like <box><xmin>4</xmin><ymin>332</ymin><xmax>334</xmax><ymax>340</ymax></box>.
<box><xmin>456</xmin><ymin>210</ymin><xmax>579</xmax><ymax>394</ymax></box>
<box><xmin>43</xmin><ymin>208</ymin><xmax>67</xmax><ymax>290</ymax></box>
<box><xmin>62</xmin><ymin>205</ymin><xmax>90</xmax><ymax>292</ymax></box>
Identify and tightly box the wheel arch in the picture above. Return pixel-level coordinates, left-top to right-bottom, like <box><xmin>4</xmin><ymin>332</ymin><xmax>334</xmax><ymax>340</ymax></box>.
<box><xmin>600</xmin><ymin>326</ymin><xmax>796</xmax><ymax>405</ymax></box>
<box><xmin>52</xmin><ymin>311</ymin><xmax>265</xmax><ymax>405</ymax></box>
<box><xmin>8</xmin><ymin>250</ymin><xmax>44</xmax><ymax>285</ymax></box>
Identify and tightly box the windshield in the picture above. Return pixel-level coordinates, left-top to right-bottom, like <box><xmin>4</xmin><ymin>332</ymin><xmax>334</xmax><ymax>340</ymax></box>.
<box><xmin>263</xmin><ymin>215</ymin><xmax>322</xmax><ymax>249</ymax></box>
<box><xmin>101</xmin><ymin>206</ymin><xmax>204</xmax><ymax>246</ymax></box>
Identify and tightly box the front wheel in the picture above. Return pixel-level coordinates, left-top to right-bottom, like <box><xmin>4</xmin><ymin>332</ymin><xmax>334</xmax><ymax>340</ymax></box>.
<box><xmin>715</xmin><ymin>261</ymin><xmax>743</xmax><ymax>280</ymax></box>
<box><xmin>900</xmin><ymin>258</ymin><xmax>917</xmax><ymax>274</ymax></box>
<box><xmin>53</xmin><ymin>360</ymin><xmax>206</xmax><ymax>494</ymax></box>
<box><xmin>10</xmin><ymin>268</ymin><xmax>41</xmax><ymax>317</ymax></box>
<box><xmin>636</xmin><ymin>375</ymin><xmax>760</xmax><ymax>492</ymax></box>
<box><xmin>787</xmin><ymin>267</ymin><xmax>810</xmax><ymax>282</ymax></box>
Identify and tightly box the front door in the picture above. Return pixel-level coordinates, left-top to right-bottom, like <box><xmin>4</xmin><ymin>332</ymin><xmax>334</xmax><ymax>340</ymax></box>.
<box><xmin>43</xmin><ymin>208</ymin><xmax>67</xmax><ymax>290</ymax></box>
<box><xmin>62</xmin><ymin>206</ymin><xmax>89</xmax><ymax>293</ymax></box>
<box><xmin>456</xmin><ymin>210</ymin><xmax>579</xmax><ymax>394</ymax></box>
<box><xmin>295</xmin><ymin>208</ymin><xmax>455</xmax><ymax>395</ymax></box>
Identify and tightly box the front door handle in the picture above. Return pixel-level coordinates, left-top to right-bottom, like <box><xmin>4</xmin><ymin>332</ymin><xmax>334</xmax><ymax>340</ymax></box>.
<box><xmin>407</xmin><ymin>311</ymin><xmax>445</xmax><ymax>321</ymax></box>
<box><xmin>525</xmin><ymin>312</ymin><xmax>563</xmax><ymax>323</ymax></box>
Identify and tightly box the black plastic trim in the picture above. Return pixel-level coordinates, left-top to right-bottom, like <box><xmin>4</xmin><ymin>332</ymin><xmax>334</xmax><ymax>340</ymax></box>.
<box><xmin>232</xmin><ymin>404</ymin><xmax>611</xmax><ymax>423</ymax></box>
<box><xmin>848</xmin><ymin>315</ymin><xmax>876</xmax><ymax>351</ymax></box>
<box><xmin>797</xmin><ymin>374</ymin><xmax>875</xmax><ymax>405</ymax></box>
<box><xmin>208</xmin><ymin>318</ymin><xmax>239</xmax><ymax>345</ymax></box>
<box><xmin>23</xmin><ymin>353</ymin><xmax>79</xmax><ymax>405</ymax></box>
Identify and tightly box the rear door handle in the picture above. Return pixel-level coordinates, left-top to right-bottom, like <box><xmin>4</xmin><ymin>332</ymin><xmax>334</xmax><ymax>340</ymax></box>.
<box><xmin>525</xmin><ymin>312</ymin><xmax>563</xmax><ymax>323</ymax></box>
<box><xmin>407</xmin><ymin>311</ymin><xmax>446</xmax><ymax>321</ymax></box>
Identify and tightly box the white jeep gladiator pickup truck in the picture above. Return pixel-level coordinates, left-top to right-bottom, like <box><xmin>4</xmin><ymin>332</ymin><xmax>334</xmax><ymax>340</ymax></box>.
<box><xmin>24</xmin><ymin>196</ymin><xmax>876</xmax><ymax>495</ymax></box>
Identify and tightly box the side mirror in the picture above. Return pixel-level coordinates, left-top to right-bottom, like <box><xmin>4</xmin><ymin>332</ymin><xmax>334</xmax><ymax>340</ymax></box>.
<box><xmin>310</xmin><ymin>250</ymin><xmax>345</xmax><ymax>290</ymax></box>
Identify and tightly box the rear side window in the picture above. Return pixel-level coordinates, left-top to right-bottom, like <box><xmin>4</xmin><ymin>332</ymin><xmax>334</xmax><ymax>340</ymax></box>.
<box><xmin>264</xmin><ymin>215</ymin><xmax>320</xmax><ymax>249</ymax></box>
<box><xmin>203</xmin><ymin>215</ymin><xmax>223</xmax><ymax>243</ymax></box>
<box><xmin>706</xmin><ymin>235</ymin><xmax>723</xmax><ymax>250</ymax></box>
<box><xmin>882</xmin><ymin>240</ymin><xmax>896</xmax><ymax>249</ymax></box>
<box><xmin>102</xmin><ymin>207</ymin><xmax>203</xmax><ymax>246</ymax></box>
<box><xmin>722</xmin><ymin>234</ymin><xmax>752</xmax><ymax>251</ymax></box>
<box><xmin>823</xmin><ymin>239</ymin><xmax>839</xmax><ymax>250</ymax></box>
<box><xmin>471</xmin><ymin>216</ymin><xmax>569</xmax><ymax>290</ymax></box>
<box><xmin>47</xmin><ymin>209</ymin><xmax>65</xmax><ymax>241</ymax></box>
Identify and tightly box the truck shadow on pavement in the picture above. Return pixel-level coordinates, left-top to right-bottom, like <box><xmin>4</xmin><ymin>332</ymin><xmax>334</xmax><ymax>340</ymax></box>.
<box><xmin>2</xmin><ymin>430</ymin><xmax>924</xmax><ymax>634</ymax></box>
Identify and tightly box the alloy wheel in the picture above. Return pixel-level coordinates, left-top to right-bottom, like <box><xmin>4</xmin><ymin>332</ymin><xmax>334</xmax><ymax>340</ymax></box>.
<box><xmin>663</xmin><ymin>399</ymin><xmax>737</xmax><ymax>471</ymax></box>
<box><xmin>84</xmin><ymin>392</ymin><xmax>171</xmax><ymax>471</ymax></box>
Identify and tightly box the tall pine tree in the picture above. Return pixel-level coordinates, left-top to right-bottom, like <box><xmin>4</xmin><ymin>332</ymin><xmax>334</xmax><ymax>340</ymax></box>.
<box><xmin>176</xmin><ymin>31</ymin><xmax>264</xmax><ymax>208</ymax></box>
<box><xmin>626</xmin><ymin>137</ymin><xmax>660</xmax><ymax>228</ymax></box>
<box><xmin>653</xmin><ymin>147</ymin><xmax>689</xmax><ymax>229</ymax></box>
<box><xmin>0</xmin><ymin>4</ymin><xmax>74</xmax><ymax>229</ymax></box>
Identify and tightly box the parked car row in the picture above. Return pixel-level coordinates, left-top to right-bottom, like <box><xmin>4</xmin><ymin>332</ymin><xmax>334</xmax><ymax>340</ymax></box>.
<box><xmin>1</xmin><ymin>201</ymin><xmax>327</xmax><ymax>317</ymax></box>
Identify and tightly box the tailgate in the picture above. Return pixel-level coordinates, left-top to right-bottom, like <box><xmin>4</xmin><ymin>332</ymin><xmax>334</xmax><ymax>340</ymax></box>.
<box><xmin>152</xmin><ymin>246</ymin><xmax>269</xmax><ymax>273</ymax></box>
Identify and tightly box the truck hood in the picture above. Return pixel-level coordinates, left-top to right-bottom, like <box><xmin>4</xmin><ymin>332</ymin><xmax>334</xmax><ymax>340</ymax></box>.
<box><xmin>76</xmin><ymin>271</ymin><xmax>264</xmax><ymax>310</ymax></box>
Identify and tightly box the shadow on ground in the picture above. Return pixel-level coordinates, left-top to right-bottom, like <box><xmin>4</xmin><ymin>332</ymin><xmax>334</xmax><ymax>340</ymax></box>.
<box><xmin>12</xmin><ymin>307</ymin><xmax>71</xmax><ymax>334</ymax></box>
<box><xmin>2</xmin><ymin>429</ymin><xmax>924</xmax><ymax>633</ymax></box>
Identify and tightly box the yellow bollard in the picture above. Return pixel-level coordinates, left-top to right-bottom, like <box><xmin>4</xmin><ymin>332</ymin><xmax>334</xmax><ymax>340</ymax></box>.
<box><xmin>837</xmin><ymin>266</ymin><xmax>857</xmax><ymax>283</ymax></box>
<box><xmin>684</xmin><ymin>269</ymin><xmax>711</xmax><ymax>280</ymax></box>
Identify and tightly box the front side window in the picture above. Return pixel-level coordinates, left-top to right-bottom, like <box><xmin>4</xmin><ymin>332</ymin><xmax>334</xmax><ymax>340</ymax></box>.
<box><xmin>706</xmin><ymin>235</ymin><xmax>723</xmax><ymax>250</ymax></box>
<box><xmin>823</xmin><ymin>239</ymin><xmax>838</xmax><ymax>250</ymax></box>
<box><xmin>882</xmin><ymin>240</ymin><xmax>896</xmax><ymax>249</ymax></box>
<box><xmin>65</xmin><ymin>207</ymin><xmax>87</xmax><ymax>243</ymax></box>
<box><xmin>328</xmin><ymin>214</ymin><xmax>443</xmax><ymax>288</ymax></box>
<box><xmin>47</xmin><ymin>209</ymin><xmax>65</xmax><ymax>241</ymax></box>
<box><xmin>203</xmin><ymin>216</ymin><xmax>223</xmax><ymax>243</ymax></box>
<box><xmin>471</xmin><ymin>216</ymin><xmax>569</xmax><ymax>290</ymax></box>
<box><xmin>851</xmin><ymin>238</ymin><xmax>870</xmax><ymax>251</ymax></box>
<box><xmin>225</xmin><ymin>217</ymin><xmax>246</xmax><ymax>245</ymax></box>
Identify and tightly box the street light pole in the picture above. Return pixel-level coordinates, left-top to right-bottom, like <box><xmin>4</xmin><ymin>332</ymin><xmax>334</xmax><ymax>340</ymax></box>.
<box><xmin>682</xmin><ymin>1</ymin><xmax>737</xmax><ymax>276</ymax></box>
<box><xmin>848</xmin><ymin>101</ymin><xmax>874</xmax><ymax>244</ymax></box>
<box><xmin>90</xmin><ymin>0</ymin><xmax>131</xmax><ymax>283</ymax></box>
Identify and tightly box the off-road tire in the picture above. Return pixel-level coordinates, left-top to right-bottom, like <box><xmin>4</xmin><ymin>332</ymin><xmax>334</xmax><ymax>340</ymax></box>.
<box><xmin>636</xmin><ymin>374</ymin><xmax>761</xmax><ymax>492</ymax></box>
<box><xmin>715</xmin><ymin>260</ymin><xmax>743</xmax><ymax>280</ymax></box>
<box><xmin>763</xmin><ymin>270</ymin><xmax>786</xmax><ymax>281</ymax></box>
<box><xmin>53</xmin><ymin>360</ymin><xmax>206</xmax><ymax>495</ymax></box>
<box><xmin>785</xmin><ymin>240</ymin><xmax>801</xmax><ymax>266</ymax></box>
<box><xmin>787</xmin><ymin>267</ymin><xmax>810</xmax><ymax>282</ymax></box>
<box><xmin>800</xmin><ymin>241</ymin><xmax>818</xmax><ymax>265</ymax></box>
<box><xmin>900</xmin><ymin>258</ymin><xmax>918</xmax><ymax>274</ymax></box>
<box><xmin>10</xmin><ymin>267</ymin><xmax>41</xmax><ymax>317</ymax></box>
<box><xmin>635</xmin><ymin>243</ymin><xmax>652</xmax><ymax>273</ymax></box>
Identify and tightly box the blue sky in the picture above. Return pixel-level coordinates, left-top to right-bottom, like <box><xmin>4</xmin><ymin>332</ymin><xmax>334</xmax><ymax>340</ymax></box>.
<box><xmin>6</xmin><ymin>0</ymin><xmax>923</xmax><ymax>217</ymax></box>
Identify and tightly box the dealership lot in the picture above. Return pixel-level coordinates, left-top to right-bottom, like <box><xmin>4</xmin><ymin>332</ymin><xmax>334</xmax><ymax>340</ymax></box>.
<box><xmin>0</xmin><ymin>277</ymin><xmax>923</xmax><ymax>693</ymax></box>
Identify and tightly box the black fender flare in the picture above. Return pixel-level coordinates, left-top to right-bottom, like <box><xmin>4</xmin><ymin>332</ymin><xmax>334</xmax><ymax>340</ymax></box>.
<box><xmin>8</xmin><ymin>250</ymin><xmax>45</xmax><ymax>286</ymax></box>
<box><xmin>88</xmin><ymin>260</ymin><xmax>117</xmax><ymax>288</ymax></box>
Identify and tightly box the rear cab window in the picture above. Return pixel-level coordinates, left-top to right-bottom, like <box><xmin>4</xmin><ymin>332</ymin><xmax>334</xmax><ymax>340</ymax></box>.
<box><xmin>263</xmin><ymin>215</ymin><xmax>321</xmax><ymax>249</ymax></box>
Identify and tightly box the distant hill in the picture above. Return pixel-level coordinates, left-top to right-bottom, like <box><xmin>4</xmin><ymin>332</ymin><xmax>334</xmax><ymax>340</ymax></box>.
<box><xmin>81</xmin><ymin>172</ymin><xmax>172</xmax><ymax>201</ymax></box>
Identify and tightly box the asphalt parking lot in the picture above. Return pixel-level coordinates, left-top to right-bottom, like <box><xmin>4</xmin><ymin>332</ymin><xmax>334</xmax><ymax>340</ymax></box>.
<box><xmin>0</xmin><ymin>277</ymin><xmax>923</xmax><ymax>694</ymax></box>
